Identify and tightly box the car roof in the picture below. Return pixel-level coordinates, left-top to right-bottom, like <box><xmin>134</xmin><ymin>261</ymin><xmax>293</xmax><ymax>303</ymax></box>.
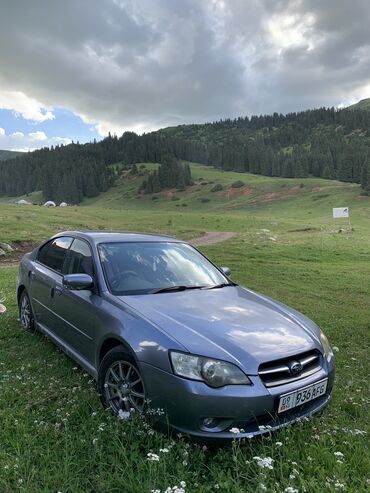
<box><xmin>53</xmin><ymin>230</ymin><xmax>182</xmax><ymax>244</ymax></box>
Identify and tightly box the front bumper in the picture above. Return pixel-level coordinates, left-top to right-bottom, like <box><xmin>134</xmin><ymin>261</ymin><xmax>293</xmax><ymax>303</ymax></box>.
<box><xmin>140</xmin><ymin>358</ymin><xmax>335</xmax><ymax>441</ymax></box>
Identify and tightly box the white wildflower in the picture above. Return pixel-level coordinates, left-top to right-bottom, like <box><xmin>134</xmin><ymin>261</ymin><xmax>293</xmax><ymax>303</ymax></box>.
<box><xmin>118</xmin><ymin>409</ymin><xmax>130</xmax><ymax>420</ymax></box>
<box><xmin>354</xmin><ymin>429</ymin><xmax>366</xmax><ymax>436</ymax></box>
<box><xmin>147</xmin><ymin>453</ymin><xmax>160</xmax><ymax>462</ymax></box>
<box><xmin>230</xmin><ymin>427</ymin><xmax>240</xmax><ymax>434</ymax></box>
<box><xmin>332</xmin><ymin>346</ymin><xmax>339</xmax><ymax>353</ymax></box>
<box><xmin>275</xmin><ymin>441</ymin><xmax>283</xmax><ymax>447</ymax></box>
<box><xmin>285</xmin><ymin>488</ymin><xmax>299</xmax><ymax>493</ymax></box>
<box><xmin>334</xmin><ymin>482</ymin><xmax>345</xmax><ymax>490</ymax></box>
<box><xmin>160</xmin><ymin>448</ymin><xmax>170</xmax><ymax>453</ymax></box>
<box><xmin>253</xmin><ymin>456</ymin><xmax>274</xmax><ymax>470</ymax></box>
<box><xmin>334</xmin><ymin>451</ymin><xmax>344</xmax><ymax>457</ymax></box>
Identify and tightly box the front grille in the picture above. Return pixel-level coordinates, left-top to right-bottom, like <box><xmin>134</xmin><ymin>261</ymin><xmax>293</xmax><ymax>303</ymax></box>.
<box><xmin>259</xmin><ymin>349</ymin><xmax>322</xmax><ymax>388</ymax></box>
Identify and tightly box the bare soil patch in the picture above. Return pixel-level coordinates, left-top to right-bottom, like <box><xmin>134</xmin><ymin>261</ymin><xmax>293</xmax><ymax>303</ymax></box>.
<box><xmin>311</xmin><ymin>185</ymin><xmax>346</xmax><ymax>192</ymax></box>
<box><xmin>223</xmin><ymin>186</ymin><xmax>254</xmax><ymax>198</ymax></box>
<box><xmin>0</xmin><ymin>240</ymin><xmax>38</xmax><ymax>268</ymax></box>
<box><xmin>191</xmin><ymin>231</ymin><xmax>236</xmax><ymax>246</ymax></box>
<box><xmin>162</xmin><ymin>189</ymin><xmax>177</xmax><ymax>198</ymax></box>
<box><xmin>259</xmin><ymin>185</ymin><xmax>301</xmax><ymax>202</ymax></box>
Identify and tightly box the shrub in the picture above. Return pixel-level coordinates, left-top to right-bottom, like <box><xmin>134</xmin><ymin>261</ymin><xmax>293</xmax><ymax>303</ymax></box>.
<box><xmin>199</xmin><ymin>198</ymin><xmax>211</xmax><ymax>203</ymax></box>
<box><xmin>211</xmin><ymin>183</ymin><xmax>223</xmax><ymax>192</ymax></box>
<box><xmin>231</xmin><ymin>180</ymin><xmax>244</xmax><ymax>188</ymax></box>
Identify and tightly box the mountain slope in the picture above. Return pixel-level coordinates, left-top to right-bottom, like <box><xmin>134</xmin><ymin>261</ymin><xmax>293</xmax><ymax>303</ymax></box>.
<box><xmin>348</xmin><ymin>98</ymin><xmax>370</xmax><ymax>111</ymax></box>
<box><xmin>0</xmin><ymin>149</ymin><xmax>23</xmax><ymax>161</ymax></box>
<box><xmin>0</xmin><ymin>104</ymin><xmax>370</xmax><ymax>202</ymax></box>
<box><xmin>82</xmin><ymin>162</ymin><xmax>362</xmax><ymax>218</ymax></box>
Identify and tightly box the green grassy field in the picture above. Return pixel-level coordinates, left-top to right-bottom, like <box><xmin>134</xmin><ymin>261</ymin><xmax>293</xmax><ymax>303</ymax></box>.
<box><xmin>0</xmin><ymin>165</ymin><xmax>369</xmax><ymax>492</ymax></box>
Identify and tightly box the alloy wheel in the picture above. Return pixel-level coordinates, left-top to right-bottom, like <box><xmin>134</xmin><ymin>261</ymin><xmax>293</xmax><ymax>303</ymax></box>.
<box><xmin>20</xmin><ymin>294</ymin><xmax>32</xmax><ymax>330</ymax></box>
<box><xmin>104</xmin><ymin>360</ymin><xmax>145</xmax><ymax>414</ymax></box>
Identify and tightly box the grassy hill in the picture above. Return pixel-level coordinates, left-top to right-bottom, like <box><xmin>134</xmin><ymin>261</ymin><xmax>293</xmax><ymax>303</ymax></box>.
<box><xmin>0</xmin><ymin>163</ymin><xmax>368</xmax><ymax>244</ymax></box>
<box><xmin>0</xmin><ymin>149</ymin><xmax>23</xmax><ymax>161</ymax></box>
<box><xmin>348</xmin><ymin>98</ymin><xmax>370</xmax><ymax>111</ymax></box>
<box><xmin>82</xmin><ymin>162</ymin><xmax>366</xmax><ymax>230</ymax></box>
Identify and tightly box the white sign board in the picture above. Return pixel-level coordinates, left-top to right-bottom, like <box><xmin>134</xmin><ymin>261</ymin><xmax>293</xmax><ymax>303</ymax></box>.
<box><xmin>333</xmin><ymin>207</ymin><xmax>349</xmax><ymax>219</ymax></box>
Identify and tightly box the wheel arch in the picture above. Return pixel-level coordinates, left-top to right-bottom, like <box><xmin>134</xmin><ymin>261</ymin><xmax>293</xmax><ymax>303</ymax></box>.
<box><xmin>98</xmin><ymin>336</ymin><xmax>137</xmax><ymax>367</ymax></box>
<box><xmin>17</xmin><ymin>285</ymin><xmax>26</xmax><ymax>304</ymax></box>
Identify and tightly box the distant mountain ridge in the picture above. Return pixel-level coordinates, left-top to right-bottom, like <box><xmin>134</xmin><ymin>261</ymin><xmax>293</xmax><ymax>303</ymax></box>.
<box><xmin>348</xmin><ymin>98</ymin><xmax>370</xmax><ymax>111</ymax></box>
<box><xmin>0</xmin><ymin>102</ymin><xmax>370</xmax><ymax>202</ymax></box>
<box><xmin>0</xmin><ymin>149</ymin><xmax>23</xmax><ymax>161</ymax></box>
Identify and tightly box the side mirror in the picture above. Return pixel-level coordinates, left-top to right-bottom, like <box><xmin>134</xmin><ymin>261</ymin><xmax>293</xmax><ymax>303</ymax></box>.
<box><xmin>63</xmin><ymin>274</ymin><xmax>93</xmax><ymax>291</ymax></box>
<box><xmin>220</xmin><ymin>266</ymin><xmax>231</xmax><ymax>277</ymax></box>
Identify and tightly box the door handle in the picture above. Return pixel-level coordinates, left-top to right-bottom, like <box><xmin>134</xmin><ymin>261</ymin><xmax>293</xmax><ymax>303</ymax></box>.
<box><xmin>54</xmin><ymin>286</ymin><xmax>63</xmax><ymax>296</ymax></box>
<box><xmin>51</xmin><ymin>286</ymin><xmax>63</xmax><ymax>298</ymax></box>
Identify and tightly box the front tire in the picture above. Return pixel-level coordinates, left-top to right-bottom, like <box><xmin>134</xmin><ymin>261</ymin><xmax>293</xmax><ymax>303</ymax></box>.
<box><xmin>19</xmin><ymin>290</ymin><xmax>35</xmax><ymax>331</ymax></box>
<box><xmin>98</xmin><ymin>348</ymin><xmax>146</xmax><ymax>416</ymax></box>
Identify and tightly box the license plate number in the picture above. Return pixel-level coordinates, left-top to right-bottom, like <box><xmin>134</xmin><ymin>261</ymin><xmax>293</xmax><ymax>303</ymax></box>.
<box><xmin>278</xmin><ymin>379</ymin><xmax>328</xmax><ymax>413</ymax></box>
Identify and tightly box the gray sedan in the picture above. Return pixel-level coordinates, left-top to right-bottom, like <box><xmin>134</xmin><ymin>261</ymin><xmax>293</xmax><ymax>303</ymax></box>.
<box><xmin>17</xmin><ymin>231</ymin><xmax>335</xmax><ymax>440</ymax></box>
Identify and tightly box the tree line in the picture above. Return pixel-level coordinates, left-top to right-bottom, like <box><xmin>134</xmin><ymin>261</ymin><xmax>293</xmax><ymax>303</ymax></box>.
<box><xmin>0</xmin><ymin>105</ymin><xmax>369</xmax><ymax>202</ymax></box>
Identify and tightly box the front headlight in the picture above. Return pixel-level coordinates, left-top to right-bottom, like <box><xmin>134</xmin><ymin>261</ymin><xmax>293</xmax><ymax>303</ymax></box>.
<box><xmin>170</xmin><ymin>351</ymin><xmax>252</xmax><ymax>388</ymax></box>
<box><xmin>320</xmin><ymin>330</ymin><xmax>333</xmax><ymax>362</ymax></box>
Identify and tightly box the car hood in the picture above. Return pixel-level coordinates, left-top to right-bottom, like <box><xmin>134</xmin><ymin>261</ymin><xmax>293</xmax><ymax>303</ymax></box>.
<box><xmin>120</xmin><ymin>286</ymin><xmax>321</xmax><ymax>374</ymax></box>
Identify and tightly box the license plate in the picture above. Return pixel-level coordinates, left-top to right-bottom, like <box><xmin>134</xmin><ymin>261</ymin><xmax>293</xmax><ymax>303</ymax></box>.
<box><xmin>278</xmin><ymin>379</ymin><xmax>328</xmax><ymax>413</ymax></box>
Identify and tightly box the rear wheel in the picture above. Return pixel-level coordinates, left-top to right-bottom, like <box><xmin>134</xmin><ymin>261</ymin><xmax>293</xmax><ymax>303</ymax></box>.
<box><xmin>98</xmin><ymin>348</ymin><xmax>146</xmax><ymax>415</ymax></box>
<box><xmin>19</xmin><ymin>290</ymin><xmax>35</xmax><ymax>331</ymax></box>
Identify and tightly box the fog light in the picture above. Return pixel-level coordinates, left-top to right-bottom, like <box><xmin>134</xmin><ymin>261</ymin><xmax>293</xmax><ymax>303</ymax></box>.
<box><xmin>202</xmin><ymin>417</ymin><xmax>218</xmax><ymax>429</ymax></box>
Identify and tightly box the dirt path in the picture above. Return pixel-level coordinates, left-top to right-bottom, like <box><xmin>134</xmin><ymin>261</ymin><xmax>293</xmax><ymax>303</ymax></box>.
<box><xmin>190</xmin><ymin>231</ymin><xmax>237</xmax><ymax>246</ymax></box>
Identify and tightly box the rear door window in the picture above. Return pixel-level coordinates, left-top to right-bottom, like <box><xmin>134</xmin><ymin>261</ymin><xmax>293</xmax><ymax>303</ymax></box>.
<box><xmin>37</xmin><ymin>237</ymin><xmax>73</xmax><ymax>273</ymax></box>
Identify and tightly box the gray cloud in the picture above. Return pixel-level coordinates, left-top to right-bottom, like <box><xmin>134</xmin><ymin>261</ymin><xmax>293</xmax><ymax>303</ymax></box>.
<box><xmin>0</xmin><ymin>0</ymin><xmax>369</xmax><ymax>135</ymax></box>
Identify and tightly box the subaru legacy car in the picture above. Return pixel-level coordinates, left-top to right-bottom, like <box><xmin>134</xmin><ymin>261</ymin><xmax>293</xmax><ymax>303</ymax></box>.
<box><xmin>17</xmin><ymin>231</ymin><xmax>335</xmax><ymax>440</ymax></box>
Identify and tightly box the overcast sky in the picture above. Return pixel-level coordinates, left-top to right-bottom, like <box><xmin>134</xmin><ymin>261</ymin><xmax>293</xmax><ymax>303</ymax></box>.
<box><xmin>0</xmin><ymin>0</ymin><xmax>369</xmax><ymax>151</ymax></box>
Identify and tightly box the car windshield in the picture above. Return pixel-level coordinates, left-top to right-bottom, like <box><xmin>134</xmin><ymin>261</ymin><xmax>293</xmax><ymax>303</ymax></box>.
<box><xmin>98</xmin><ymin>241</ymin><xmax>229</xmax><ymax>295</ymax></box>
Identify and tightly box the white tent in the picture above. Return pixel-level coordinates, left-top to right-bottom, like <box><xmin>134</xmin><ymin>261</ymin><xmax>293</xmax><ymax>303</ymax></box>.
<box><xmin>59</xmin><ymin>202</ymin><xmax>68</xmax><ymax>207</ymax></box>
<box><xmin>43</xmin><ymin>201</ymin><xmax>56</xmax><ymax>207</ymax></box>
<box><xmin>16</xmin><ymin>199</ymin><xmax>31</xmax><ymax>205</ymax></box>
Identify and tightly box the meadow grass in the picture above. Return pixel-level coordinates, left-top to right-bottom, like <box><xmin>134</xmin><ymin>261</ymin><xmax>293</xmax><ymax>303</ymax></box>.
<box><xmin>0</xmin><ymin>168</ymin><xmax>369</xmax><ymax>492</ymax></box>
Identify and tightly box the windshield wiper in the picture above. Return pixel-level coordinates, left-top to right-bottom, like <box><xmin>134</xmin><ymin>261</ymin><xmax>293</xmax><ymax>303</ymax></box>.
<box><xmin>150</xmin><ymin>285</ymin><xmax>207</xmax><ymax>294</ymax></box>
<box><xmin>202</xmin><ymin>282</ymin><xmax>237</xmax><ymax>290</ymax></box>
